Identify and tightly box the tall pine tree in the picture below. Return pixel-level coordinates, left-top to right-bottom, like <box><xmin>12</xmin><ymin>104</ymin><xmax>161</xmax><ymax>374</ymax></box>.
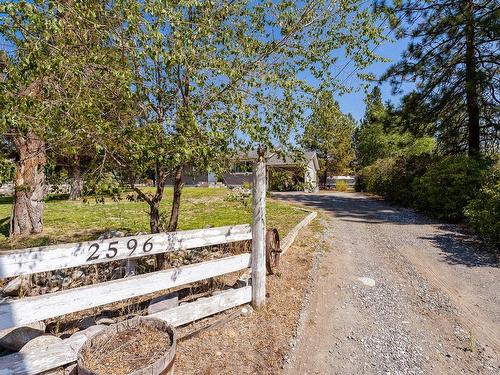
<box><xmin>381</xmin><ymin>0</ymin><xmax>499</xmax><ymax>155</ymax></box>
<box><xmin>302</xmin><ymin>91</ymin><xmax>356</xmax><ymax>185</ymax></box>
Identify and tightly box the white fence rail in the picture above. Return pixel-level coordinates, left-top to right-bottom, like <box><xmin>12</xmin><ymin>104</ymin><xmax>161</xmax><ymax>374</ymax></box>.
<box><xmin>0</xmin><ymin>224</ymin><xmax>251</xmax><ymax>278</ymax></box>
<box><xmin>0</xmin><ymin>253</ymin><xmax>251</xmax><ymax>330</ymax></box>
<box><xmin>0</xmin><ymin>223</ymin><xmax>255</xmax><ymax>374</ymax></box>
<box><xmin>0</xmin><ymin>287</ymin><xmax>252</xmax><ymax>375</ymax></box>
<box><xmin>0</xmin><ymin>155</ymin><xmax>272</xmax><ymax>375</ymax></box>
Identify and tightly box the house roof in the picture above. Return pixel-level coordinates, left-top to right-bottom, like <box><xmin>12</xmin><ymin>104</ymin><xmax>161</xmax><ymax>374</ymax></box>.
<box><xmin>237</xmin><ymin>150</ymin><xmax>320</xmax><ymax>170</ymax></box>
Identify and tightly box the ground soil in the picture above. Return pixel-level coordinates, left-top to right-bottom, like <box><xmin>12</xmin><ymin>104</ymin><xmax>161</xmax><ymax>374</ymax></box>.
<box><xmin>174</xmin><ymin>224</ymin><xmax>320</xmax><ymax>374</ymax></box>
<box><xmin>276</xmin><ymin>191</ymin><xmax>499</xmax><ymax>375</ymax></box>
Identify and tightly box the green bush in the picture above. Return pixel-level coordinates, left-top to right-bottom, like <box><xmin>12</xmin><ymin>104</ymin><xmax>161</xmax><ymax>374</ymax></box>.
<box><xmin>0</xmin><ymin>158</ymin><xmax>15</xmax><ymax>185</ymax></box>
<box><xmin>335</xmin><ymin>180</ymin><xmax>349</xmax><ymax>192</ymax></box>
<box><xmin>356</xmin><ymin>153</ymin><xmax>433</xmax><ymax>206</ymax></box>
<box><xmin>465</xmin><ymin>167</ymin><xmax>500</xmax><ymax>243</ymax></box>
<box><xmin>270</xmin><ymin>170</ymin><xmax>305</xmax><ymax>192</ymax></box>
<box><xmin>412</xmin><ymin>156</ymin><xmax>492</xmax><ymax>221</ymax></box>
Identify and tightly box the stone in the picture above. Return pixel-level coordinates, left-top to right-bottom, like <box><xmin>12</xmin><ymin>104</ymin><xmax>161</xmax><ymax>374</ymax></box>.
<box><xmin>77</xmin><ymin>316</ymin><xmax>96</xmax><ymax>330</ymax></box>
<box><xmin>71</xmin><ymin>325</ymin><xmax>106</xmax><ymax>340</ymax></box>
<box><xmin>98</xmin><ymin>230</ymin><xmax>125</xmax><ymax>240</ymax></box>
<box><xmin>19</xmin><ymin>334</ymin><xmax>62</xmax><ymax>352</ymax></box>
<box><xmin>2</xmin><ymin>276</ymin><xmax>29</xmax><ymax>297</ymax></box>
<box><xmin>64</xmin><ymin>363</ymin><xmax>77</xmax><ymax>375</ymax></box>
<box><xmin>240</xmin><ymin>306</ymin><xmax>252</xmax><ymax>317</ymax></box>
<box><xmin>148</xmin><ymin>293</ymin><xmax>179</xmax><ymax>314</ymax></box>
<box><xmin>62</xmin><ymin>277</ymin><xmax>72</xmax><ymax>288</ymax></box>
<box><xmin>357</xmin><ymin>277</ymin><xmax>376</xmax><ymax>287</ymax></box>
<box><xmin>145</xmin><ymin>258</ymin><xmax>156</xmax><ymax>267</ymax></box>
<box><xmin>0</xmin><ymin>322</ymin><xmax>46</xmax><ymax>351</ymax></box>
<box><xmin>71</xmin><ymin>270</ymin><xmax>84</xmax><ymax>280</ymax></box>
<box><xmin>44</xmin><ymin>368</ymin><xmax>65</xmax><ymax>375</ymax></box>
<box><xmin>96</xmin><ymin>317</ymin><xmax>115</xmax><ymax>325</ymax></box>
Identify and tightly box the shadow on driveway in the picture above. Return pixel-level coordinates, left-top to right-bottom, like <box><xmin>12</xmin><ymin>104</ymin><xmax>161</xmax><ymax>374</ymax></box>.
<box><xmin>273</xmin><ymin>192</ymin><xmax>498</xmax><ymax>269</ymax></box>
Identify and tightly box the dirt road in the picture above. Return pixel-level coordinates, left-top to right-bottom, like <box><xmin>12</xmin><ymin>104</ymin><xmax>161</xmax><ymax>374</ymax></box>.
<box><xmin>275</xmin><ymin>192</ymin><xmax>499</xmax><ymax>375</ymax></box>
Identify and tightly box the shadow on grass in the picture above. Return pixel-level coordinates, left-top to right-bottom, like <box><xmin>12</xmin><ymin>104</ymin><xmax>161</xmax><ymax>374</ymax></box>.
<box><xmin>0</xmin><ymin>196</ymin><xmax>12</xmax><ymax>205</ymax></box>
<box><xmin>0</xmin><ymin>216</ymin><xmax>9</xmax><ymax>237</ymax></box>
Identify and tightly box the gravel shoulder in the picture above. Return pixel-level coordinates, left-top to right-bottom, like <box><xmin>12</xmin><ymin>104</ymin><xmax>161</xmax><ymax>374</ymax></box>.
<box><xmin>174</xmin><ymin>224</ymin><xmax>320</xmax><ymax>374</ymax></box>
<box><xmin>276</xmin><ymin>191</ymin><xmax>499</xmax><ymax>375</ymax></box>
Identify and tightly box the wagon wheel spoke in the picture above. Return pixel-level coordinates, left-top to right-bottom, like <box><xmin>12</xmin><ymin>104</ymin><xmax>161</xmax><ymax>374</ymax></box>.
<box><xmin>266</xmin><ymin>228</ymin><xmax>281</xmax><ymax>275</ymax></box>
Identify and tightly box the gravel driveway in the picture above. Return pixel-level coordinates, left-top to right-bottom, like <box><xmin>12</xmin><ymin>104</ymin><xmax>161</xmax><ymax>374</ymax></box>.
<box><xmin>275</xmin><ymin>192</ymin><xmax>499</xmax><ymax>375</ymax></box>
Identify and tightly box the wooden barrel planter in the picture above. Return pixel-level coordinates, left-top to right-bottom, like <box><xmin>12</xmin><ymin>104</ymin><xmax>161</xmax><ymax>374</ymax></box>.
<box><xmin>77</xmin><ymin>317</ymin><xmax>176</xmax><ymax>375</ymax></box>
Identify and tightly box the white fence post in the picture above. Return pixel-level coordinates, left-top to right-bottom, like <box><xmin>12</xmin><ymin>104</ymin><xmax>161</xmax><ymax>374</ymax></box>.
<box><xmin>252</xmin><ymin>147</ymin><xmax>266</xmax><ymax>309</ymax></box>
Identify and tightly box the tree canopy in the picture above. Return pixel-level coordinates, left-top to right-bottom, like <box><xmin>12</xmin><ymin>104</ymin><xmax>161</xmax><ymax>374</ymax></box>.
<box><xmin>303</xmin><ymin>91</ymin><xmax>356</xmax><ymax>182</ymax></box>
<box><xmin>0</xmin><ymin>0</ymin><xmax>388</xmax><ymax>239</ymax></box>
<box><xmin>379</xmin><ymin>0</ymin><xmax>499</xmax><ymax>154</ymax></box>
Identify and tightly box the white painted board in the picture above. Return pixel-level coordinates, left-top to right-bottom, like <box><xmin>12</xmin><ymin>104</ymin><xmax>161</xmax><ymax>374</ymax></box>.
<box><xmin>0</xmin><ymin>224</ymin><xmax>251</xmax><ymax>278</ymax></box>
<box><xmin>0</xmin><ymin>287</ymin><xmax>251</xmax><ymax>375</ymax></box>
<box><xmin>0</xmin><ymin>254</ymin><xmax>251</xmax><ymax>330</ymax></box>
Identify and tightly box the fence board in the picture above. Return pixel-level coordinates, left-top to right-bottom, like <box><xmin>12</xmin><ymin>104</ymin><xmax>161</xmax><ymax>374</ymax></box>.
<box><xmin>0</xmin><ymin>287</ymin><xmax>252</xmax><ymax>375</ymax></box>
<box><xmin>0</xmin><ymin>224</ymin><xmax>251</xmax><ymax>278</ymax></box>
<box><xmin>0</xmin><ymin>254</ymin><xmax>251</xmax><ymax>330</ymax></box>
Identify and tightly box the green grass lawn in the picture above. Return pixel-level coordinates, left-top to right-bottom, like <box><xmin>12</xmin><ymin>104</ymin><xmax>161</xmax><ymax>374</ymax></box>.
<box><xmin>0</xmin><ymin>187</ymin><xmax>306</xmax><ymax>250</ymax></box>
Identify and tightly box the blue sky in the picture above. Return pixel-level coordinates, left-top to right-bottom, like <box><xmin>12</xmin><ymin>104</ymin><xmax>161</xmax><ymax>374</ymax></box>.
<box><xmin>334</xmin><ymin>37</ymin><xmax>415</xmax><ymax>122</ymax></box>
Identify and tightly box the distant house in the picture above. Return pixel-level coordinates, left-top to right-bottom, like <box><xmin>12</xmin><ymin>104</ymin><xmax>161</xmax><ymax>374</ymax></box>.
<box><xmin>179</xmin><ymin>150</ymin><xmax>320</xmax><ymax>192</ymax></box>
<box><xmin>326</xmin><ymin>175</ymin><xmax>356</xmax><ymax>189</ymax></box>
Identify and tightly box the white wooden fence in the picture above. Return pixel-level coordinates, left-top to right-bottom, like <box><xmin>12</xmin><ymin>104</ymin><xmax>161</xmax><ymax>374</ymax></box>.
<box><xmin>0</xmin><ymin>225</ymin><xmax>256</xmax><ymax>374</ymax></box>
<box><xmin>0</xmin><ymin>155</ymin><xmax>269</xmax><ymax>375</ymax></box>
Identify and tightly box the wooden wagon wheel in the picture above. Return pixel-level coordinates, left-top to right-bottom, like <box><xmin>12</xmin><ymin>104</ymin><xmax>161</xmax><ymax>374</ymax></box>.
<box><xmin>266</xmin><ymin>228</ymin><xmax>281</xmax><ymax>274</ymax></box>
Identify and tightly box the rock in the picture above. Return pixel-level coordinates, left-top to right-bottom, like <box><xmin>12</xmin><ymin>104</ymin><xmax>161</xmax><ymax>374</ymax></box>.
<box><xmin>148</xmin><ymin>292</ymin><xmax>179</xmax><ymax>314</ymax></box>
<box><xmin>112</xmin><ymin>267</ymin><xmax>125</xmax><ymax>278</ymax></box>
<box><xmin>50</xmin><ymin>274</ymin><xmax>64</xmax><ymax>287</ymax></box>
<box><xmin>240</xmin><ymin>306</ymin><xmax>252</xmax><ymax>317</ymax></box>
<box><xmin>64</xmin><ymin>363</ymin><xmax>77</xmax><ymax>375</ymax></box>
<box><xmin>44</xmin><ymin>368</ymin><xmax>65</xmax><ymax>375</ymax></box>
<box><xmin>215</xmin><ymin>351</ymin><xmax>223</xmax><ymax>357</ymax></box>
<box><xmin>2</xmin><ymin>276</ymin><xmax>29</xmax><ymax>297</ymax></box>
<box><xmin>98</xmin><ymin>230</ymin><xmax>125</xmax><ymax>240</ymax></box>
<box><xmin>71</xmin><ymin>325</ymin><xmax>105</xmax><ymax>339</ymax></box>
<box><xmin>145</xmin><ymin>258</ymin><xmax>156</xmax><ymax>267</ymax></box>
<box><xmin>62</xmin><ymin>277</ymin><xmax>72</xmax><ymax>288</ymax></box>
<box><xmin>20</xmin><ymin>334</ymin><xmax>62</xmax><ymax>352</ymax></box>
<box><xmin>77</xmin><ymin>316</ymin><xmax>96</xmax><ymax>330</ymax></box>
<box><xmin>96</xmin><ymin>317</ymin><xmax>115</xmax><ymax>325</ymax></box>
<box><xmin>71</xmin><ymin>270</ymin><xmax>84</xmax><ymax>280</ymax></box>
<box><xmin>234</xmin><ymin>270</ymin><xmax>252</xmax><ymax>288</ymax></box>
<box><xmin>0</xmin><ymin>322</ymin><xmax>46</xmax><ymax>351</ymax></box>
<box><xmin>357</xmin><ymin>277</ymin><xmax>376</xmax><ymax>287</ymax></box>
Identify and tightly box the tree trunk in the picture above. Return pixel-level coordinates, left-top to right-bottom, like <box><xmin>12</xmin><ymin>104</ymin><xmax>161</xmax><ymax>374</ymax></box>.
<box><xmin>69</xmin><ymin>154</ymin><xmax>83</xmax><ymax>200</ymax></box>
<box><xmin>465</xmin><ymin>0</ymin><xmax>480</xmax><ymax>155</ymax></box>
<box><xmin>167</xmin><ymin>164</ymin><xmax>184</xmax><ymax>232</ymax></box>
<box><xmin>10</xmin><ymin>131</ymin><xmax>47</xmax><ymax>237</ymax></box>
<box><xmin>149</xmin><ymin>200</ymin><xmax>161</xmax><ymax>234</ymax></box>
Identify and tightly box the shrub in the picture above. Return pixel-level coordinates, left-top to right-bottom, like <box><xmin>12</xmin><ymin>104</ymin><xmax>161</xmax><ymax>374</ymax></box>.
<box><xmin>412</xmin><ymin>155</ymin><xmax>492</xmax><ymax>221</ymax></box>
<box><xmin>242</xmin><ymin>182</ymin><xmax>252</xmax><ymax>190</ymax></box>
<box><xmin>356</xmin><ymin>153</ymin><xmax>433</xmax><ymax>206</ymax></box>
<box><xmin>269</xmin><ymin>170</ymin><xmax>305</xmax><ymax>192</ymax></box>
<box><xmin>335</xmin><ymin>180</ymin><xmax>348</xmax><ymax>192</ymax></box>
<box><xmin>465</xmin><ymin>167</ymin><xmax>500</xmax><ymax>243</ymax></box>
